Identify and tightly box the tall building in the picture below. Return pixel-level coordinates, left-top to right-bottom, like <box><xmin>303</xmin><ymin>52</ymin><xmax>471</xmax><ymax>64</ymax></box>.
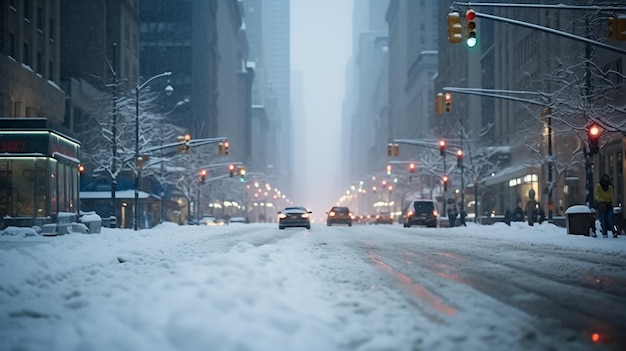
<box><xmin>345</xmin><ymin>0</ymin><xmax>389</xmax><ymax>188</ymax></box>
<box><xmin>60</xmin><ymin>0</ymin><xmax>140</xmax><ymax>131</ymax></box>
<box><xmin>0</xmin><ymin>1</ymin><xmax>83</xmax><ymax>228</ymax></box>
<box><xmin>0</xmin><ymin>0</ymin><xmax>64</xmax><ymax>120</ymax></box>
<box><xmin>243</xmin><ymin>0</ymin><xmax>291</xmax><ymax>194</ymax></box>
<box><xmin>140</xmin><ymin>0</ymin><xmax>202</xmax><ymax>137</ymax></box>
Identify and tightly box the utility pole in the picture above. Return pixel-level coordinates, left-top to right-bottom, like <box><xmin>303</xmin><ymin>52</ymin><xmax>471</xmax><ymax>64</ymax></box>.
<box><xmin>111</xmin><ymin>43</ymin><xmax>117</xmax><ymax>228</ymax></box>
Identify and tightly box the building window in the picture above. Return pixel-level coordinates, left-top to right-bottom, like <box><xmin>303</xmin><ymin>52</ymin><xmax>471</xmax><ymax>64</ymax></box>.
<box><xmin>48</xmin><ymin>18</ymin><xmax>54</xmax><ymax>40</ymax></box>
<box><xmin>23</xmin><ymin>42</ymin><xmax>30</xmax><ymax>66</ymax></box>
<box><xmin>8</xmin><ymin>33</ymin><xmax>16</xmax><ymax>58</ymax></box>
<box><xmin>12</xmin><ymin>101</ymin><xmax>22</xmax><ymax>117</ymax></box>
<box><xmin>36</xmin><ymin>51</ymin><xmax>43</xmax><ymax>74</ymax></box>
<box><xmin>24</xmin><ymin>0</ymin><xmax>31</xmax><ymax>21</ymax></box>
<box><xmin>37</xmin><ymin>6</ymin><xmax>43</xmax><ymax>31</ymax></box>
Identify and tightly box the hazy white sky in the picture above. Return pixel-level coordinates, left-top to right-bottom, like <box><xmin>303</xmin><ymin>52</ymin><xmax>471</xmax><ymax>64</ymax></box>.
<box><xmin>291</xmin><ymin>0</ymin><xmax>354</xmax><ymax>214</ymax></box>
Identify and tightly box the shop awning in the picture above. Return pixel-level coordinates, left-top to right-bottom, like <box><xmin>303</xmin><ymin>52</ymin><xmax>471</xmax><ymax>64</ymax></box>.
<box><xmin>483</xmin><ymin>164</ymin><xmax>539</xmax><ymax>186</ymax></box>
<box><xmin>80</xmin><ymin>190</ymin><xmax>160</xmax><ymax>200</ymax></box>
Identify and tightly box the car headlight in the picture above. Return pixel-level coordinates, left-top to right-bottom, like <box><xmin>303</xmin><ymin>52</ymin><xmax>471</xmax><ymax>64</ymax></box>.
<box><xmin>278</xmin><ymin>213</ymin><xmax>287</xmax><ymax>219</ymax></box>
<box><xmin>301</xmin><ymin>213</ymin><xmax>310</xmax><ymax>219</ymax></box>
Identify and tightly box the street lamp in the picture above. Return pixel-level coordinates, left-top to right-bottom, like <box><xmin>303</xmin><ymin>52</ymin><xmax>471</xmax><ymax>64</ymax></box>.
<box><xmin>159</xmin><ymin>82</ymin><xmax>174</xmax><ymax>224</ymax></box>
<box><xmin>134</xmin><ymin>71</ymin><xmax>172</xmax><ymax>230</ymax></box>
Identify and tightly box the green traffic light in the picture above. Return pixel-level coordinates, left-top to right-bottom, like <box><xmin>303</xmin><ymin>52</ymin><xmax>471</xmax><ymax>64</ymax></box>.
<box><xmin>467</xmin><ymin>37</ymin><xmax>477</xmax><ymax>47</ymax></box>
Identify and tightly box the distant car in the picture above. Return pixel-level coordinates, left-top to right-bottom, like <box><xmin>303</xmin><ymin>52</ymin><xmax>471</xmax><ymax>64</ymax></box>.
<box><xmin>326</xmin><ymin>206</ymin><xmax>352</xmax><ymax>226</ymax></box>
<box><xmin>229</xmin><ymin>216</ymin><xmax>248</xmax><ymax>224</ymax></box>
<box><xmin>278</xmin><ymin>207</ymin><xmax>312</xmax><ymax>230</ymax></box>
<box><xmin>375</xmin><ymin>211</ymin><xmax>393</xmax><ymax>225</ymax></box>
<box><xmin>403</xmin><ymin>200</ymin><xmax>438</xmax><ymax>228</ymax></box>
<box><xmin>200</xmin><ymin>216</ymin><xmax>220</xmax><ymax>226</ymax></box>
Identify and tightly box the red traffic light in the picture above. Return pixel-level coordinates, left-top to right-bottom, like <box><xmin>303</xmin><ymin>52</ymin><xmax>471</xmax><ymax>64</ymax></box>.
<box><xmin>466</xmin><ymin>9</ymin><xmax>476</xmax><ymax>21</ymax></box>
<box><xmin>587</xmin><ymin>124</ymin><xmax>602</xmax><ymax>155</ymax></box>
<box><xmin>409</xmin><ymin>163</ymin><xmax>416</xmax><ymax>173</ymax></box>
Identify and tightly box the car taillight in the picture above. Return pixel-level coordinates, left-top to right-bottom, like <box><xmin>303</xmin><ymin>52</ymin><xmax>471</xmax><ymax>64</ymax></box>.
<box><xmin>432</xmin><ymin>210</ymin><xmax>438</xmax><ymax>217</ymax></box>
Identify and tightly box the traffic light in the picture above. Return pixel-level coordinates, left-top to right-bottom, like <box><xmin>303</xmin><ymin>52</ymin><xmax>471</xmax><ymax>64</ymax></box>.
<box><xmin>78</xmin><ymin>164</ymin><xmax>85</xmax><ymax>173</ymax></box>
<box><xmin>435</xmin><ymin>93</ymin><xmax>444</xmax><ymax>115</ymax></box>
<box><xmin>387</xmin><ymin>143</ymin><xmax>399</xmax><ymax>157</ymax></box>
<box><xmin>199</xmin><ymin>169</ymin><xmax>207</xmax><ymax>184</ymax></box>
<box><xmin>608</xmin><ymin>16</ymin><xmax>626</xmax><ymax>40</ymax></box>
<box><xmin>184</xmin><ymin>134</ymin><xmax>191</xmax><ymax>154</ymax></box>
<box><xmin>136</xmin><ymin>156</ymin><xmax>144</xmax><ymax>169</ymax></box>
<box><xmin>444</xmin><ymin>93</ymin><xmax>452</xmax><ymax>113</ymax></box>
<box><xmin>409</xmin><ymin>162</ymin><xmax>416</xmax><ymax>173</ymax></box>
<box><xmin>238</xmin><ymin>167</ymin><xmax>246</xmax><ymax>182</ymax></box>
<box><xmin>228</xmin><ymin>164</ymin><xmax>235</xmax><ymax>177</ymax></box>
<box><xmin>443</xmin><ymin>175</ymin><xmax>449</xmax><ymax>191</ymax></box>
<box><xmin>588</xmin><ymin>124</ymin><xmax>602</xmax><ymax>155</ymax></box>
<box><xmin>447</xmin><ymin>12</ymin><xmax>462</xmax><ymax>44</ymax></box>
<box><xmin>223</xmin><ymin>140</ymin><xmax>229</xmax><ymax>155</ymax></box>
<box><xmin>439</xmin><ymin>140</ymin><xmax>446</xmax><ymax>156</ymax></box>
<box><xmin>456</xmin><ymin>149</ymin><xmax>464</xmax><ymax>168</ymax></box>
<box><xmin>382</xmin><ymin>180</ymin><xmax>387</xmax><ymax>188</ymax></box>
<box><xmin>386</xmin><ymin>164</ymin><xmax>392</xmax><ymax>175</ymax></box>
<box><xmin>466</xmin><ymin>9</ymin><xmax>477</xmax><ymax>47</ymax></box>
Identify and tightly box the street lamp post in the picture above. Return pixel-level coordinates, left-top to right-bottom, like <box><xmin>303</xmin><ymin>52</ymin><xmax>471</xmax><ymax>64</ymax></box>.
<box><xmin>134</xmin><ymin>71</ymin><xmax>172</xmax><ymax>231</ymax></box>
<box><xmin>160</xmin><ymin>83</ymin><xmax>174</xmax><ymax>224</ymax></box>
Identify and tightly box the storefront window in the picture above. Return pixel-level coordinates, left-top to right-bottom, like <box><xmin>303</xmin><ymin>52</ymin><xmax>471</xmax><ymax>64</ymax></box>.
<box><xmin>12</xmin><ymin>159</ymin><xmax>36</xmax><ymax>216</ymax></box>
<box><xmin>34</xmin><ymin>158</ymin><xmax>48</xmax><ymax>217</ymax></box>
<box><xmin>50</xmin><ymin>159</ymin><xmax>57</xmax><ymax>216</ymax></box>
<box><xmin>58</xmin><ymin>162</ymin><xmax>66</xmax><ymax>213</ymax></box>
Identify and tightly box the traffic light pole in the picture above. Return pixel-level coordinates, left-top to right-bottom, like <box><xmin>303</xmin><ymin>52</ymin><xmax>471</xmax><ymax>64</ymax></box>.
<box><xmin>469</xmin><ymin>10</ymin><xmax>626</xmax><ymax>56</ymax></box>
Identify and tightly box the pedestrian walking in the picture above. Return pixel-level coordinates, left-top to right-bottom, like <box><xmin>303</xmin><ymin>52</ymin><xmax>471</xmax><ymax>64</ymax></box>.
<box><xmin>447</xmin><ymin>198</ymin><xmax>458</xmax><ymax>228</ymax></box>
<box><xmin>594</xmin><ymin>174</ymin><xmax>615</xmax><ymax>238</ymax></box>
<box><xmin>458</xmin><ymin>202</ymin><xmax>467</xmax><ymax>227</ymax></box>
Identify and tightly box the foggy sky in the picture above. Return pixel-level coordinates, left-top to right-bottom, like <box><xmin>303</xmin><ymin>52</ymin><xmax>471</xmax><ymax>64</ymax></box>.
<box><xmin>291</xmin><ymin>0</ymin><xmax>354</xmax><ymax>215</ymax></box>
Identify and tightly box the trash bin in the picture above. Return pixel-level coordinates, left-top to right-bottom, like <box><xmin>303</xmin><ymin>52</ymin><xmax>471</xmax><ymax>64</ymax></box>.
<box><xmin>79</xmin><ymin>211</ymin><xmax>102</xmax><ymax>234</ymax></box>
<box><xmin>564</xmin><ymin>205</ymin><xmax>591</xmax><ymax>236</ymax></box>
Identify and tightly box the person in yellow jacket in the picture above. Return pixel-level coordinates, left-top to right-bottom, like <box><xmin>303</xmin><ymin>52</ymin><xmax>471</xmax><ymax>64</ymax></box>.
<box><xmin>594</xmin><ymin>174</ymin><xmax>615</xmax><ymax>238</ymax></box>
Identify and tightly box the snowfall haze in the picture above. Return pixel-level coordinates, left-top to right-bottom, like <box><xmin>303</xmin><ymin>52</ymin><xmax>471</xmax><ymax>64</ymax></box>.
<box><xmin>291</xmin><ymin>0</ymin><xmax>353</xmax><ymax>212</ymax></box>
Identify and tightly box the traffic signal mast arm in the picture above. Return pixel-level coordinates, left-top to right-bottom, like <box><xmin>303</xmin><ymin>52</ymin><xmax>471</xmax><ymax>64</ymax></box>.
<box><xmin>442</xmin><ymin>87</ymin><xmax>548</xmax><ymax>107</ymax></box>
<box><xmin>392</xmin><ymin>139</ymin><xmax>462</xmax><ymax>156</ymax></box>
<box><xmin>452</xmin><ymin>8</ymin><xmax>626</xmax><ymax>55</ymax></box>
<box><xmin>196</xmin><ymin>162</ymin><xmax>243</xmax><ymax>172</ymax></box>
<box><xmin>139</xmin><ymin>136</ymin><xmax>229</xmax><ymax>155</ymax></box>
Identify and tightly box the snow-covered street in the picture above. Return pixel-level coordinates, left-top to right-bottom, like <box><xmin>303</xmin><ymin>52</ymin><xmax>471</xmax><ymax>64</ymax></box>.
<box><xmin>1</xmin><ymin>221</ymin><xmax>625</xmax><ymax>351</ymax></box>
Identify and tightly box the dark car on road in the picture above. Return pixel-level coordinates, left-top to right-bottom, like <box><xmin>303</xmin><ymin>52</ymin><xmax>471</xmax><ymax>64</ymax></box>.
<box><xmin>403</xmin><ymin>200</ymin><xmax>438</xmax><ymax>228</ymax></box>
<box><xmin>326</xmin><ymin>206</ymin><xmax>352</xmax><ymax>226</ymax></box>
<box><xmin>278</xmin><ymin>207</ymin><xmax>312</xmax><ymax>230</ymax></box>
<box><xmin>375</xmin><ymin>211</ymin><xmax>393</xmax><ymax>225</ymax></box>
